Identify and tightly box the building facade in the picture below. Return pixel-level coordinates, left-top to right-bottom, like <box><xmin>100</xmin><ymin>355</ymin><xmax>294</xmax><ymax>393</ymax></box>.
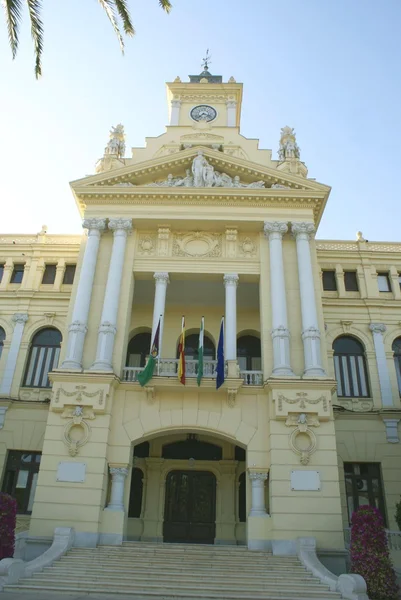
<box><xmin>1</xmin><ymin>67</ymin><xmax>400</xmax><ymax>568</ymax></box>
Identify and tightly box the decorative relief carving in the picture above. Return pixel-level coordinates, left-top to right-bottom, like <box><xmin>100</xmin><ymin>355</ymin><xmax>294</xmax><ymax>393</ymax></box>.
<box><xmin>61</xmin><ymin>405</ymin><xmax>94</xmax><ymax>457</ymax></box>
<box><xmin>277</xmin><ymin>391</ymin><xmax>328</xmax><ymax>412</ymax></box>
<box><xmin>145</xmin><ymin>387</ymin><xmax>155</xmax><ymax>405</ymax></box>
<box><xmin>334</xmin><ymin>398</ymin><xmax>374</xmax><ymax>412</ymax></box>
<box><xmin>287</xmin><ymin>413</ymin><xmax>318</xmax><ymax>465</ymax></box>
<box><xmin>54</xmin><ymin>385</ymin><xmax>105</xmax><ymax>406</ymax></box>
<box><xmin>138</xmin><ymin>235</ymin><xmax>156</xmax><ymax>256</ymax></box>
<box><xmin>226</xmin><ymin>388</ymin><xmax>238</xmax><ymax>408</ymax></box>
<box><xmin>173</xmin><ymin>232</ymin><xmax>222</xmax><ymax>258</ymax></box>
<box><xmin>238</xmin><ymin>237</ymin><xmax>257</xmax><ymax>258</ymax></box>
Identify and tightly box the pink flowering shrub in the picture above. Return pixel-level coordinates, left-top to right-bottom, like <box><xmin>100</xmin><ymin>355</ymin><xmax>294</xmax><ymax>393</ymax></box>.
<box><xmin>350</xmin><ymin>505</ymin><xmax>399</xmax><ymax>600</ymax></box>
<box><xmin>0</xmin><ymin>493</ymin><xmax>17</xmax><ymax>560</ymax></box>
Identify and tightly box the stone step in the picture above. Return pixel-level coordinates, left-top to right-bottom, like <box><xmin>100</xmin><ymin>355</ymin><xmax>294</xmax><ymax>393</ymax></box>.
<box><xmin>43</xmin><ymin>566</ymin><xmax>314</xmax><ymax>581</ymax></box>
<box><xmin>3</xmin><ymin>585</ymin><xmax>342</xmax><ymax>600</ymax></box>
<box><xmin>60</xmin><ymin>553</ymin><xmax>297</xmax><ymax>566</ymax></box>
<box><xmin>31</xmin><ymin>573</ymin><xmax>325</xmax><ymax>590</ymax></box>
<box><xmin>6</xmin><ymin>582</ymin><xmax>342</xmax><ymax>599</ymax></box>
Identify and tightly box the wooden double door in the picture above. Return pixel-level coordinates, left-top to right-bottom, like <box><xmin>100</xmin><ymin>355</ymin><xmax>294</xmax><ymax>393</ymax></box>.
<box><xmin>163</xmin><ymin>470</ymin><xmax>216</xmax><ymax>544</ymax></box>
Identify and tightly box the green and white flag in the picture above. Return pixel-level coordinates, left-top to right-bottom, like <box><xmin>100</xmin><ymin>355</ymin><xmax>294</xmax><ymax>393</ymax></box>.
<box><xmin>197</xmin><ymin>316</ymin><xmax>205</xmax><ymax>387</ymax></box>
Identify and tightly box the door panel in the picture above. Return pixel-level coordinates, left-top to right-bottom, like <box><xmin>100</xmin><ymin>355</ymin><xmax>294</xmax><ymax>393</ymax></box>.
<box><xmin>163</xmin><ymin>470</ymin><xmax>216</xmax><ymax>544</ymax></box>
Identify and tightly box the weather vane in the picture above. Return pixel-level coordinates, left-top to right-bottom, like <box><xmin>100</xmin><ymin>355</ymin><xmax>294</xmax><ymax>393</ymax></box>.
<box><xmin>202</xmin><ymin>49</ymin><xmax>211</xmax><ymax>71</ymax></box>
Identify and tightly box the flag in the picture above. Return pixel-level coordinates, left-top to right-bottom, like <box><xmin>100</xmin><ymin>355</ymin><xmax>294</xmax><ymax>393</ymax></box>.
<box><xmin>197</xmin><ymin>316</ymin><xmax>205</xmax><ymax>387</ymax></box>
<box><xmin>178</xmin><ymin>316</ymin><xmax>186</xmax><ymax>385</ymax></box>
<box><xmin>137</xmin><ymin>318</ymin><xmax>160</xmax><ymax>387</ymax></box>
<box><xmin>216</xmin><ymin>317</ymin><xmax>225</xmax><ymax>389</ymax></box>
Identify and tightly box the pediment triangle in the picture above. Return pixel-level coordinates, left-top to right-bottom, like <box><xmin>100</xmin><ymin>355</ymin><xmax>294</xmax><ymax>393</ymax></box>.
<box><xmin>71</xmin><ymin>146</ymin><xmax>329</xmax><ymax>193</ymax></box>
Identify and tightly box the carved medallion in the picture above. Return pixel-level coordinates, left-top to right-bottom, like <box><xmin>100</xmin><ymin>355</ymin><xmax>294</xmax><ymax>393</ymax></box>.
<box><xmin>173</xmin><ymin>232</ymin><xmax>222</xmax><ymax>258</ymax></box>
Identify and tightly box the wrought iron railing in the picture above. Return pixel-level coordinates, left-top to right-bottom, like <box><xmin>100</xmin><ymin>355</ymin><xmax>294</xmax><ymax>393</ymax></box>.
<box><xmin>344</xmin><ymin>527</ymin><xmax>401</xmax><ymax>551</ymax></box>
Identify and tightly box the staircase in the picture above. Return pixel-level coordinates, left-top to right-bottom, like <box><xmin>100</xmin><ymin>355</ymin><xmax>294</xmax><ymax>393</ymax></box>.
<box><xmin>4</xmin><ymin>542</ymin><xmax>343</xmax><ymax>599</ymax></box>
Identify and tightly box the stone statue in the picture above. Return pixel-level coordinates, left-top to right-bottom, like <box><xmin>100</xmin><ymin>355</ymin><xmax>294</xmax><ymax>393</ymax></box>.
<box><xmin>145</xmin><ymin>154</ymin><xmax>266</xmax><ymax>189</ymax></box>
<box><xmin>192</xmin><ymin>150</ymin><xmax>208</xmax><ymax>187</ymax></box>
<box><xmin>105</xmin><ymin>124</ymin><xmax>126</xmax><ymax>159</ymax></box>
<box><xmin>278</xmin><ymin>126</ymin><xmax>300</xmax><ymax>161</ymax></box>
<box><xmin>271</xmin><ymin>183</ymin><xmax>290</xmax><ymax>189</ymax></box>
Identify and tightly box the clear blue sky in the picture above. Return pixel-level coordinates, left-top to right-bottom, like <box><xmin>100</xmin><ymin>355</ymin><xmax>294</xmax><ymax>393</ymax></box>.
<box><xmin>1</xmin><ymin>0</ymin><xmax>400</xmax><ymax>240</ymax></box>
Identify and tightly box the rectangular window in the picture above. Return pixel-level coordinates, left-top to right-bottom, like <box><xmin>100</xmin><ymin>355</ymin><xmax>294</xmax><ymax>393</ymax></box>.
<box><xmin>377</xmin><ymin>272</ymin><xmax>391</xmax><ymax>292</ymax></box>
<box><xmin>0</xmin><ymin>263</ymin><xmax>4</xmax><ymax>283</ymax></box>
<box><xmin>398</xmin><ymin>273</ymin><xmax>401</xmax><ymax>290</ymax></box>
<box><xmin>344</xmin><ymin>271</ymin><xmax>359</xmax><ymax>292</ymax></box>
<box><xmin>1</xmin><ymin>451</ymin><xmax>41</xmax><ymax>514</ymax></box>
<box><xmin>344</xmin><ymin>462</ymin><xmax>386</xmax><ymax>526</ymax></box>
<box><xmin>41</xmin><ymin>264</ymin><xmax>57</xmax><ymax>285</ymax></box>
<box><xmin>10</xmin><ymin>264</ymin><xmax>24</xmax><ymax>284</ymax></box>
<box><xmin>62</xmin><ymin>264</ymin><xmax>76</xmax><ymax>285</ymax></box>
<box><xmin>322</xmin><ymin>270</ymin><xmax>337</xmax><ymax>291</ymax></box>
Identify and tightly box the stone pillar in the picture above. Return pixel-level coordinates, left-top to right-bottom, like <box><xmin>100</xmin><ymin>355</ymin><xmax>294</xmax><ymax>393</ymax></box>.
<box><xmin>217</xmin><ymin>462</ymin><xmax>237</xmax><ymax>544</ymax></box>
<box><xmin>248</xmin><ymin>471</ymin><xmax>268</xmax><ymax>517</ymax></box>
<box><xmin>263</xmin><ymin>222</ymin><xmax>294</xmax><ymax>376</ymax></box>
<box><xmin>61</xmin><ymin>218</ymin><xmax>106</xmax><ymax>370</ymax></box>
<box><xmin>54</xmin><ymin>259</ymin><xmax>66</xmax><ymax>291</ymax></box>
<box><xmin>170</xmin><ymin>100</ymin><xmax>181</xmax><ymax>126</ymax></box>
<box><xmin>0</xmin><ymin>313</ymin><xmax>28</xmax><ymax>395</ymax></box>
<box><xmin>224</xmin><ymin>273</ymin><xmax>239</xmax><ymax>378</ymax></box>
<box><xmin>152</xmin><ymin>273</ymin><xmax>169</xmax><ymax>358</ymax></box>
<box><xmin>106</xmin><ymin>466</ymin><xmax>129</xmax><ymax>511</ymax></box>
<box><xmin>291</xmin><ymin>222</ymin><xmax>326</xmax><ymax>376</ymax></box>
<box><xmin>226</xmin><ymin>101</ymin><xmax>237</xmax><ymax>127</ymax></box>
<box><xmin>0</xmin><ymin>260</ymin><xmax>13</xmax><ymax>290</ymax></box>
<box><xmin>369</xmin><ymin>323</ymin><xmax>393</xmax><ymax>407</ymax></box>
<box><xmin>91</xmin><ymin>218</ymin><xmax>133</xmax><ymax>371</ymax></box>
<box><xmin>142</xmin><ymin>458</ymin><xmax>164</xmax><ymax>542</ymax></box>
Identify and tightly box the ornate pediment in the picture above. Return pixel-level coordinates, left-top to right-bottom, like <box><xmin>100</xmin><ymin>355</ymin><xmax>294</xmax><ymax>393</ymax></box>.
<box><xmin>73</xmin><ymin>146</ymin><xmax>327</xmax><ymax>192</ymax></box>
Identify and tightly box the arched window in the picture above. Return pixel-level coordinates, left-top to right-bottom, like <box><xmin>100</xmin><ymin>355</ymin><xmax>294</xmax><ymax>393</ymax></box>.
<box><xmin>238</xmin><ymin>472</ymin><xmax>246</xmax><ymax>522</ymax></box>
<box><xmin>333</xmin><ymin>336</ymin><xmax>370</xmax><ymax>398</ymax></box>
<box><xmin>237</xmin><ymin>335</ymin><xmax>261</xmax><ymax>371</ymax></box>
<box><xmin>24</xmin><ymin>328</ymin><xmax>62</xmax><ymax>388</ymax></box>
<box><xmin>126</xmin><ymin>332</ymin><xmax>151</xmax><ymax>368</ymax></box>
<box><xmin>177</xmin><ymin>333</ymin><xmax>215</xmax><ymax>360</ymax></box>
<box><xmin>392</xmin><ymin>337</ymin><xmax>401</xmax><ymax>396</ymax></box>
<box><xmin>0</xmin><ymin>327</ymin><xmax>5</xmax><ymax>360</ymax></box>
<box><xmin>128</xmin><ymin>468</ymin><xmax>144</xmax><ymax>518</ymax></box>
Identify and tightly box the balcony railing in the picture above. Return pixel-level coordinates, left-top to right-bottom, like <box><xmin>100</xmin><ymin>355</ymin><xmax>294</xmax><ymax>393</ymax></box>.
<box><xmin>344</xmin><ymin>527</ymin><xmax>401</xmax><ymax>551</ymax></box>
<box><xmin>122</xmin><ymin>361</ymin><xmax>263</xmax><ymax>385</ymax></box>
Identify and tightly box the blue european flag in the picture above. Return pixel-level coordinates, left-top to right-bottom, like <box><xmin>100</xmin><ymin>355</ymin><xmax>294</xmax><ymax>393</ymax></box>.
<box><xmin>216</xmin><ymin>317</ymin><xmax>225</xmax><ymax>389</ymax></box>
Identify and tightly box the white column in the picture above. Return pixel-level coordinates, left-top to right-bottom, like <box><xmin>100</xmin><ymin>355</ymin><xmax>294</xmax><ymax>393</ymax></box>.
<box><xmin>170</xmin><ymin>100</ymin><xmax>181</xmax><ymax>126</ymax></box>
<box><xmin>248</xmin><ymin>471</ymin><xmax>268</xmax><ymax>517</ymax></box>
<box><xmin>264</xmin><ymin>221</ymin><xmax>294</xmax><ymax>376</ymax></box>
<box><xmin>226</xmin><ymin>100</ymin><xmax>237</xmax><ymax>127</ymax></box>
<box><xmin>61</xmin><ymin>218</ymin><xmax>106</xmax><ymax>370</ymax></box>
<box><xmin>291</xmin><ymin>222</ymin><xmax>326</xmax><ymax>376</ymax></box>
<box><xmin>224</xmin><ymin>273</ymin><xmax>239</xmax><ymax>360</ymax></box>
<box><xmin>0</xmin><ymin>313</ymin><xmax>28</xmax><ymax>395</ymax></box>
<box><xmin>106</xmin><ymin>466</ymin><xmax>128</xmax><ymax>511</ymax></box>
<box><xmin>369</xmin><ymin>323</ymin><xmax>393</xmax><ymax>407</ymax></box>
<box><xmin>91</xmin><ymin>218</ymin><xmax>133</xmax><ymax>371</ymax></box>
<box><xmin>152</xmin><ymin>273</ymin><xmax>169</xmax><ymax>356</ymax></box>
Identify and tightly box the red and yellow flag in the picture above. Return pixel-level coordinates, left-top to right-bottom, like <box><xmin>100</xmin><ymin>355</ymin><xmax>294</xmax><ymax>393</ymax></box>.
<box><xmin>178</xmin><ymin>316</ymin><xmax>185</xmax><ymax>385</ymax></box>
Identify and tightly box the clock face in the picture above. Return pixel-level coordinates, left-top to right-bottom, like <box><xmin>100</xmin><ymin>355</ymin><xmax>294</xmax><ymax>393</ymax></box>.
<box><xmin>190</xmin><ymin>105</ymin><xmax>217</xmax><ymax>122</ymax></box>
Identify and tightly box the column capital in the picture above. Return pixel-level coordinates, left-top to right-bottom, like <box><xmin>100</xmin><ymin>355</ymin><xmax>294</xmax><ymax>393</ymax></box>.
<box><xmin>154</xmin><ymin>272</ymin><xmax>169</xmax><ymax>285</ymax></box>
<box><xmin>291</xmin><ymin>222</ymin><xmax>316</xmax><ymax>239</ymax></box>
<box><xmin>82</xmin><ymin>218</ymin><xmax>107</xmax><ymax>232</ymax></box>
<box><xmin>109</xmin><ymin>466</ymin><xmax>129</xmax><ymax>478</ymax></box>
<box><xmin>223</xmin><ymin>273</ymin><xmax>239</xmax><ymax>287</ymax></box>
<box><xmin>108</xmin><ymin>218</ymin><xmax>133</xmax><ymax>232</ymax></box>
<box><xmin>226</xmin><ymin>100</ymin><xmax>237</xmax><ymax>108</ymax></box>
<box><xmin>12</xmin><ymin>313</ymin><xmax>28</xmax><ymax>325</ymax></box>
<box><xmin>171</xmin><ymin>99</ymin><xmax>181</xmax><ymax>108</ymax></box>
<box><xmin>263</xmin><ymin>221</ymin><xmax>288</xmax><ymax>238</ymax></box>
<box><xmin>248</xmin><ymin>470</ymin><xmax>268</xmax><ymax>482</ymax></box>
<box><xmin>369</xmin><ymin>323</ymin><xmax>386</xmax><ymax>335</ymax></box>
<box><xmin>68</xmin><ymin>320</ymin><xmax>88</xmax><ymax>335</ymax></box>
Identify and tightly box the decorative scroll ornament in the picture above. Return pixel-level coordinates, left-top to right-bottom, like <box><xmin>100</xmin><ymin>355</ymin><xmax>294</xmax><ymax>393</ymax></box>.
<box><xmin>54</xmin><ymin>385</ymin><xmax>106</xmax><ymax>406</ymax></box>
<box><xmin>226</xmin><ymin>388</ymin><xmax>237</xmax><ymax>408</ymax></box>
<box><xmin>277</xmin><ymin>391</ymin><xmax>328</xmax><ymax>412</ymax></box>
<box><xmin>61</xmin><ymin>406</ymin><xmax>95</xmax><ymax>457</ymax></box>
<box><xmin>287</xmin><ymin>413</ymin><xmax>318</xmax><ymax>465</ymax></box>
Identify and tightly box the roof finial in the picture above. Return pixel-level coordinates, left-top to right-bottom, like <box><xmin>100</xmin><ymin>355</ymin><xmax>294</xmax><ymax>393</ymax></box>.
<box><xmin>202</xmin><ymin>48</ymin><xmax>211</xmax><ymax>71</ymax></box>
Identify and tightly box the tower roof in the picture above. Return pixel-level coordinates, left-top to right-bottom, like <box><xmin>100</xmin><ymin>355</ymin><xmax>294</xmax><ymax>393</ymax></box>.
<box><xmin>189</xmin><ymin>49</ymin><xmax>222</xmax><ymax>83</ymax></box>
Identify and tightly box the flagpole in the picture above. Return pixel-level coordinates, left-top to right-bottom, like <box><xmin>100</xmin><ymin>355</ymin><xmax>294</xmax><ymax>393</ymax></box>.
<box><xmin>157</xmin><ymin>313</ymin><xmax>162</xmax><ymax>376</ymax></box>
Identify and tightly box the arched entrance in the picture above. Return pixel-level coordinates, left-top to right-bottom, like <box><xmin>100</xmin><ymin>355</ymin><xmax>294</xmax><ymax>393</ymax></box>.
<box><xmin>163</xmin><ymin>470</ymin><xmax>216</xmax><ymax>544</ymax></box>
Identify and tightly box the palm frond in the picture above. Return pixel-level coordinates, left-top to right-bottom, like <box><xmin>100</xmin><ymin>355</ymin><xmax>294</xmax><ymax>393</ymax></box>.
<box><xmin>27</xmin><ymin>0</ymin><xmax>44</xmax><ymax>78</ymax></box>
<box><xmin>2</xmin><ymin>0</ymin><xmax>23</xmax><ymax>58</ymax></box>
<box><xmin>114</xmin><ymin>0</ymin><xmax>134</xmax><ymax>36</ymax></box>
<box><xmin>159</xmin><ymin>0</ymin><xmax>172</xmax><ymax>13</ymax></box>
<box><xmin>98</xmin><ymin>0</ymin><xmax>125</xmax><ymax>53</ymax></box>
